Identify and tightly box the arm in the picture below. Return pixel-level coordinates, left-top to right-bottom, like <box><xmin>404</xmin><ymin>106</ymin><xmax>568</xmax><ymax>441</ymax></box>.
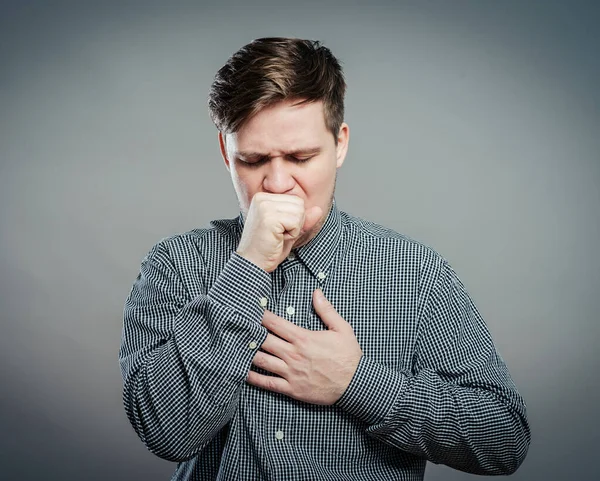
<box><xmin>118</xmin><ymin>240</ymin><xmax>270</xmax><ymax>462</ymax></box>
<box><xmin>336</xmin><ymin>259</ymin><xmax>531</xmax><ymax>475</ymax></box>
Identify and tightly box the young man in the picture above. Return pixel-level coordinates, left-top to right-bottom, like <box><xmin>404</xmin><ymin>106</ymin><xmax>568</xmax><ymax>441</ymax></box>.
<box><xmin>119</xmin><ymin>37</ymin><xmax>531</xmax><ymax>480</ymax></box>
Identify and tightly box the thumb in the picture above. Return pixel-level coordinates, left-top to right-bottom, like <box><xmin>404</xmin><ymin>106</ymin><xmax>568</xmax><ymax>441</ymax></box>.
<box><xmin>313</xmin><ymin>289</ymin><xmax>344</xmax><ymax>331</ymax></box>
<box><xmin>302</xmin><ymin>205</ymin><xmax>323</xmax><ymax>233</ymax></box>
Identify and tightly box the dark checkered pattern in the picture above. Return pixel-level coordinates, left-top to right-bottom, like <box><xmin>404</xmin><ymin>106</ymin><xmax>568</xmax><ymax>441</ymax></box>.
<box><xmin>119</xmin><ymin>199</ymin><xmax>530</xmax><ymax>480</ymax></box>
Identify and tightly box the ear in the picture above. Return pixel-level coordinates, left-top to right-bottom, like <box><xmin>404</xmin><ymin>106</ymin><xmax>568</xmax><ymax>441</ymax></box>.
<box><xmin>335</xmin><ymin>123</ymin><xmax>349</xmax><ymax>169</ymax></box>
<box><xmin>218</xmin><ymin>131</ymin><xmax>231</xmax><ymax>172</ymax></box>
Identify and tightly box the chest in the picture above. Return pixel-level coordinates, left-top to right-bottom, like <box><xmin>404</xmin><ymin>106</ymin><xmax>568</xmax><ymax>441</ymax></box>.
<box><xmin>268</xmin><ymin>258</ymin><xmax>422</xmax><ymax>372</ymax></box>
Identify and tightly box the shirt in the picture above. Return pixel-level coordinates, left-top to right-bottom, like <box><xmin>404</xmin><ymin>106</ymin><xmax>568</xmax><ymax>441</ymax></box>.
<box><xmin>119</xmin><ymin>199</ymin><xmax>531</xmax><ymax>480</ymax></box>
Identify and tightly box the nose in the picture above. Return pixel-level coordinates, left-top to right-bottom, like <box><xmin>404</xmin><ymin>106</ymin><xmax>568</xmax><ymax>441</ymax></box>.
<box><xmin>262</xmin><ymin>157</ymin><xmax>296</xmax><ymax>194</ymax></box>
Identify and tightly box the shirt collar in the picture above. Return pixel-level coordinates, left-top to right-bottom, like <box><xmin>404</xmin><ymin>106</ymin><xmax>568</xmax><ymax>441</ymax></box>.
<box><xmin>236</xmin><ymin>198</ymin><xmax>342</xmax><ymax>280</ymax></box>
<box><xmin>294</xmin><ymin>198</ymin><xmax>342</xmax><ymax>280</ymax></box>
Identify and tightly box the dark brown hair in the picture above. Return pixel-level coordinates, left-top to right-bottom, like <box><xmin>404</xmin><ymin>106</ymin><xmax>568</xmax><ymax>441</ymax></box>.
<box><xmin>208</xmin><ymin>37</ymin><xmax>346</xmax><ymax>140</ymax></box>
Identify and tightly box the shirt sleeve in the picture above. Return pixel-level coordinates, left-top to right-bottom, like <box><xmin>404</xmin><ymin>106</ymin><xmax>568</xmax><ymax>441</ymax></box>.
<box><xmin>119</xmin><ymin>240</ymin><xmax>270</xmax><ymax>462</ymax></box>
<box><xmin>335</xmin><ymin>258</ymin><xmax>531</xmax><ymax>475</ymax></box>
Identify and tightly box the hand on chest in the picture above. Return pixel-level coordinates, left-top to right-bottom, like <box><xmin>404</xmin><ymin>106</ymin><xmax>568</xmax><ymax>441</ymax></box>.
<box><xmin>267</xmin><ymin>261</ymin><xmax>418</xmax><ymax>370</ymax></box>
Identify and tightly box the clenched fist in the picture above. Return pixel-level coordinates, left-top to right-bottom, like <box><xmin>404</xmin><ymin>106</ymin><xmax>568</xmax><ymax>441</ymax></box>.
<box><xmin>236</xmin><ymin>193</ymin><xmax>322</xmax><ymax>272</ymax></box>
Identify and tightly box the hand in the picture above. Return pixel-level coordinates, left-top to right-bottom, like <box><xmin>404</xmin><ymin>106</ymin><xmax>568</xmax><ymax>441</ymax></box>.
<box><xmin>236</xmin><ymin>192</ymin><xmax>322</xmax><ymax>273</ymax></box>
<box><xmin>247</xmin><ymin>289</ymin><xmax>363</xmax><ymax>405</ymax></box>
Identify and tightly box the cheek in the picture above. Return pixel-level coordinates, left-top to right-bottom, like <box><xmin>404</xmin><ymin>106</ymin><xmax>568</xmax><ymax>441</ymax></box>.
<box><xmin>232</xmin><ymin>168</ymin><xmax>258</xmax><ymax>198</ymax></box>
<box><xmin>303</xmin><ymin>162</ymin><xmax>336</xmax><ymax>193</ymax></box>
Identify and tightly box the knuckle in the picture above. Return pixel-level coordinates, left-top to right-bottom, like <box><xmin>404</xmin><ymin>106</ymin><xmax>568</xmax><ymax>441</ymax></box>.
<box><xmin>287</xmin><ymin>347</ymin><xmax>304</xmax><ymax>362</ymax></box>
<box><xmin>295</xmin><ymin>332</ymin><xmax>309</xmax><ymax>344</ymax></box>
<box><xmin>254</xmin><ymin>353</ymin><xmax>264</xmax><ymax>367</ymax></box>
<box><xmin>266</xmin><ymin>377</ymin><xmax>279</xmax><ymax>391</ymax></box>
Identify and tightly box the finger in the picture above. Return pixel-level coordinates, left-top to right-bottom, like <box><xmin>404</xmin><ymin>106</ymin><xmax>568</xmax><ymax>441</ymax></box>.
<box><xmin>262</xmin><ymin>309</ymin><xmax>304</xmax><ymax>342</ymax></box>
<box><xmin>246</xmin><ymin>370</ymin><xmax>291</xmax><ymax>396</ymax></box>
<box><xmin>251</xmin><ymin>351</ymin><xmax>288</xmax><ymax>377</ymax></box>
<box><xmin>260</xmin><ymin>332</ymin><xmax>293</xmax><ymax>358</ymax></box>
<box><xmin>264</xmin><ymin>212</ymin><xmax>303</xmax><ymax>239</ymax></box>
<box><xmin>272</xmin><ymin>199</ymin><xmax>306</xmax><ymax>213</ymax></box>
<box><xmin>260</xmin><ymin>192</ymin><xmax>305</xmax><ymax>206</ymax></box>
<box><xmin>254</xmin><ymin>192</ymin><xmax>304</xmax><ymax>206</ymax></box>
<box><xmin>256</xmin><ymin>194</ymin><xmax>305</xmax><ymax>217</ymax></box>
<box><xmin>302</xmin><ymin>205</ymin><xmax>323</xmax><ymax>233</ymax></box>
<box><xmin>278</xmin><ymin>212</ymin><xmax>304</xmax><ymax>239</ymax></box>
<box><xmin>312</xmin><ymin>289</ymin><xmax>346</xmax><ymax>331</ymax></box>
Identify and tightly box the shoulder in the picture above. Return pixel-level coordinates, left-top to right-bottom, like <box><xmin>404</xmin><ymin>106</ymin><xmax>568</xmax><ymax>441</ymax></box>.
<box><xmin>339</xmin><ymin>210</ymin><xmax>467</xmax><ymax>300</ymax></box>
<box><xmin>341</xmin><ymin>210</ymin><xmax>443</xmax><ymax>261</ymax></box>
<box><xmin>142</xmin><ymin>216</ymin><xmax>240</xmax><ymax>265</ymax></box>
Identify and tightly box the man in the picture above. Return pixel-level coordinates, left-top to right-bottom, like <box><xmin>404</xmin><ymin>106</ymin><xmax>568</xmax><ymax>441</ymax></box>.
<box><xmin>119</xmin><ymin>37</ymin><xmax>530</xmax><ymax>480</ymax></box>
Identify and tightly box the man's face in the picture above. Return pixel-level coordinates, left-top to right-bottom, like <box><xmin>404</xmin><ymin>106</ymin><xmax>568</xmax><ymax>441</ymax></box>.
<box><xmin>219</xmin><ymin>99</ymin><xmax>349</xmax><ymax>247</ymax></box>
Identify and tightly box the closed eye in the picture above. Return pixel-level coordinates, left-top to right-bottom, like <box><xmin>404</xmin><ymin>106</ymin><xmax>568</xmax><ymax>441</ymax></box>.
<box><xmin>238</xmin><ymin>155</ymin><xmax>313</xmax><ymax>167</ymax></box>
<box><xmin>238</xmin><ymin>157</ymin><xmax>267</xmax><ymax>167</ymax></box>
<box><xmin>287</xmin><ymin>155</ymin><xmax>313</xmax><ymax>163</ymax></box>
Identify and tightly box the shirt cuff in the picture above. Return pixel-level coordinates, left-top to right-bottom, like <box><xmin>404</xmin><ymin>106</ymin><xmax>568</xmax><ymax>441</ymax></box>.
<box><xmin>335</xmin><ymin>355</ymin><xmax>408</xmax><ymax>425</ymax></box>
<box><xmin>208</xmin><ymin>252</ymin><xmax>273</xmax><ymax>322</ymax></box>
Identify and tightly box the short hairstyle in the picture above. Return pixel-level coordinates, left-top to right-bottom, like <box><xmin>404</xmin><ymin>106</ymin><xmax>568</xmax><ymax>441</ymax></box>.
<box><xmin>208</xmin><ymin>37</ymin><xmax>346</xmax><ymax>141</ymax></box>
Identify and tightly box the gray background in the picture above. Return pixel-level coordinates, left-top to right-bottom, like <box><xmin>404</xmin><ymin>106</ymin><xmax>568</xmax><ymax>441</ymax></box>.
<box><xmin>1</xmin><ymin>0</ymin><xmax>598</xmax><ymax>480</ymax></box>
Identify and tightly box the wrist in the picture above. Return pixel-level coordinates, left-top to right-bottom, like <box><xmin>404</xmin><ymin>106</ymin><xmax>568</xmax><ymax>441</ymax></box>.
<box><xmin>209</xmin><ymin>252</ymin><xmax>273</xmax><ymax>319</ymax></box>
<box><xmin>236</xmin><ymin>249</ymin><xmax>269</xmax><ymax>272</ymax></box>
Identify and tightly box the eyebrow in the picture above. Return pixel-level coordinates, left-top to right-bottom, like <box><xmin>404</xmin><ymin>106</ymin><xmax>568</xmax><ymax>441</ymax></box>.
<box><xmin>235</xmin><ymin>147</ymin><xmax>322</xmax><ymax>159</ymax></box>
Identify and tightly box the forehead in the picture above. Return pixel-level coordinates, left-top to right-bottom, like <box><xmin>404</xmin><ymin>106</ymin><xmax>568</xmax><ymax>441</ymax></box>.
<box><xmin>228</xmin><ymin>100</ymin><xmax>331</xmax><ymax>154</ymax></box>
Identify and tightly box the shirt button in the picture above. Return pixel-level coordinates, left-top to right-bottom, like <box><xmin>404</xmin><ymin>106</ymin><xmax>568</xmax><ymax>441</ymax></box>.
<box><xmin>248</xmin><ymin>341</ymin><xmax>257</xmax><ymax>350</ymax></box>
<box><xmin>275</xmin><ymin>430</ymin><xmax>284</xmax><ymax>440</ymax></box>
<box><xmin>259</xmin><ymin>297</ymin><xmax>268</xmax><ymax>307</ymax></box>
<box><xmin>286</xmin><ymin>306</ymin><xmax>295</xmax><ymax>316</ymax></box>
<box><xmin>317</xmin><ymin>272</ymin><xmax>327</xmax><ymax>281</ymax></box>
<box><xmin>287</xmin><ymin>252</ymin><xmax>295</xmax><ymax>261</ymax></box>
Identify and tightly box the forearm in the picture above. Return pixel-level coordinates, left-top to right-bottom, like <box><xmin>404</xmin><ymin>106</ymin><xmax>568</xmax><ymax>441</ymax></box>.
<box><xmin>120</xmin><ymin>249</ymin><xmax>271</xmax><ymax>461</ymax></box>
<box><xmin>397</xmin><ymin>368</ymin><xmax>529</xmax><ymax>475</ymax></box>
<box><xmin>122</xmin><ymin>297</ymin><xmax>266</xmax><ymax>461</ymax></box>
<box><xmin>336</xmin><ymin>355</ymin><xmax>530</xmax><ymax>475</ymax></box>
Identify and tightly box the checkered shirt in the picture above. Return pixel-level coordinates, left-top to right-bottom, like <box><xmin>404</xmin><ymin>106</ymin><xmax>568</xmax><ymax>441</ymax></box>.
<box><xmin>119</xmin><ymin>199</ymin><xmax>530</xmax><ymax>480</ymax></box>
